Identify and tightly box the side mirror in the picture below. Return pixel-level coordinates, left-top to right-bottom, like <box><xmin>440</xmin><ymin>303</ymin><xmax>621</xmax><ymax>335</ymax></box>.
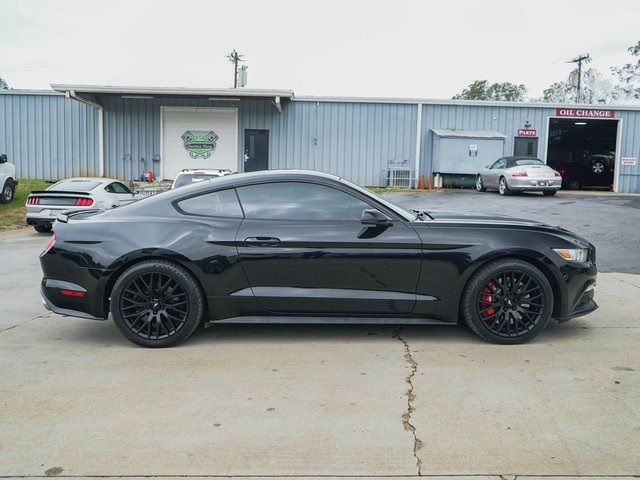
<box><xmin>484</xmin><ymin>164</ymin><xmax>491</xmax><ymax>169</ymax></box>
<box><xmin>361</xmin><ymin>209</ymin><xmax>392</xmax><ymax>227</ymax></box>
<box><xmin>0</xmin><ymin>154</ymin><xmax>7</xmax><ymax>164</ymax></box>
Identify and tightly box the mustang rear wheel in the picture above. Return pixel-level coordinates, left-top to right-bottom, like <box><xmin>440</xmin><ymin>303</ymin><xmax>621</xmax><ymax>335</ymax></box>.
<box><xmin>461</xmin><ymin>258</ymin><xmax>553</xmax><ymax>344</ymax></box>
<box><xmin>111</xmin><ymin>260</ymin><xmax>204</xmax><ymax>347</ymax></box>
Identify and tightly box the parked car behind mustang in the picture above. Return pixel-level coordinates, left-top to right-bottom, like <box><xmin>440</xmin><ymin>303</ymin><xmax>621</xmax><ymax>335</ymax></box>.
<box><xmin>26</xmin><ymin>178</ymin><xmax>138</xmax><ymax>233</ymax></box>
<box><xmin>0</xmin><ymin>153</ymin><xmax>18</xmax><ymax>204</ymax></box>
<box><xmin>39</xmin><ymin>170</ymin><xmax>598</xmax><ymax>348</ymax></box>
<box><xmin>476</xmin><ymin>156</ymin><xmax>562</xmax><ymax>196</ymax></box>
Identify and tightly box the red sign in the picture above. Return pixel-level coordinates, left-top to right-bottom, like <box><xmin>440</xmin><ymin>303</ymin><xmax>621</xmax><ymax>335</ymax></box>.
<box><xmin>517</xmin><ymin>128</ymin><xmax>537</xmax><ymax>137</ymax></box>
<box><xmin>555</xmin><ymin>108</ymin><xmax>615</xmax><ymax>118</ymax></box>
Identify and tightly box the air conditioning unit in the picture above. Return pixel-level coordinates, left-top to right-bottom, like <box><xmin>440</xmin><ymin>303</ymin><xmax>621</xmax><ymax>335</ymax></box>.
<box><xmin>387</xmin><ymin>168</ymin><xmax>413</xmax><ymax>188</ymax></box>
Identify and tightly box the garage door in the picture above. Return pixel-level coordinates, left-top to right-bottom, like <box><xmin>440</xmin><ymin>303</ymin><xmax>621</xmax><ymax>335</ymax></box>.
<box><xmin>161</xmin><ymin>107</ymin><xmax>238</xmax><ymax>180</ymax></box>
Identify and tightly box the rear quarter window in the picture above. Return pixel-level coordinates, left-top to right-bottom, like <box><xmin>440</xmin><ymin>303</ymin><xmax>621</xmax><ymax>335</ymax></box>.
<box><xmin>176</xmin><ymin>189</ymin><xmax>243</xmax><ymax>218</ymax></box>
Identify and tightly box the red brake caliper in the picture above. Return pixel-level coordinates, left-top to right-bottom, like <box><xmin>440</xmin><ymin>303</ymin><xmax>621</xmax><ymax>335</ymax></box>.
<box><xmin>481</xmin><ymin>280</ymin><xmax>497</xmax><ymax>318</ymax></box>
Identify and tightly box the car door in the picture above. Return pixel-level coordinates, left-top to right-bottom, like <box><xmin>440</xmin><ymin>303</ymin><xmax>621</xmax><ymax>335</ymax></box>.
<box><xmin>106</xmin><ymin>182</ymin><xmax>137</xmax><ymax>206</ymax></box>
<box><xmin>234</xmin><ymin>181</ymin><xmax>422</xmax><ymax>315</ymax></box>
<box><xmin>487</xmin><ymin>158</ymin><xmax>506</xmax><ymax>188</ymax></box>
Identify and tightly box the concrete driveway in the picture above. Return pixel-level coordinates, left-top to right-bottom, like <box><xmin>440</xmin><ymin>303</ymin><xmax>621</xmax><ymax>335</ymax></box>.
<box><xmin>1</xmin><ymin>193</ymin><xmax>639</xmax><ymax>479</ymax></box>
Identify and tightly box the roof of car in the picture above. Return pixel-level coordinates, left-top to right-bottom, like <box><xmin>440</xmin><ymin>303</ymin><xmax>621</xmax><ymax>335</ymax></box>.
<box><xmin>504</xmin><ymin>156</ymin><xmax>542</xmax><ymax>161</ymax></box>
<box><xmin>126</xmin><ymin>170</ymin><xmax>344</xmax><ymax>210</ymax></box>
<box><xmin>177</xmin><ymin>169</ymin><xmax>231</xmax><ymax>174</ymax></box>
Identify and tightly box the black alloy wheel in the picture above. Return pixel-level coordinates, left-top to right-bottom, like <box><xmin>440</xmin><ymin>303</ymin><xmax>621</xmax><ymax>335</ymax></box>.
<box><xmin>111</xmin><ymin>260</ymin><xmax>204</xmax><ymax>347</ymax></box>
<box><xmin>462</xmin><ymin>258</ymin><xmax>553</xmax><ymax>344</ymax></box>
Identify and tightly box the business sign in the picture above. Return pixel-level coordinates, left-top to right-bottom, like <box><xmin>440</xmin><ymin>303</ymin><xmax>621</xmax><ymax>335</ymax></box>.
<box><xmin>469</xmin><ymin>144</ymin><xmax>478</xmax><ymax>157</ymax></box>
<box><xmin>517</xmin><ymin>128</ymin><xmax>537</xmax><ymax>137</ymax></box>
<box><xmin>621</xmin><ymin>157</ymin><xmax>637</xmax><ymax>166</ymax></box>
<box><xmin>555</xmin><ymin>108</ymin><xmax>615</xmax><ymax>118</ymax></box>
<box><xmin>182</xmin><ymin>130</ymin><xmax>219</xmax><ymax>159</ymax></box>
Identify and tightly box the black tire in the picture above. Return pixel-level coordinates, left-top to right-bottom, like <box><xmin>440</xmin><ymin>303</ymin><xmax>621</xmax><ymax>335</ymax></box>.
<box><xmin>498</xmin><ymin>177</ymin><xmax>511</xmax><ymax>196</ymax></box>
<box><xmin>475</xmin><ymin>175</ymin><xmax>486</xmax><ymax>192</ymax></box>
<box><xmin>567</xmin><ymin>179</ymin><xmax>581</xmax><ymax>190</ymax></box>
<box><xmin>111</xmin><ymin>260</ymin><xmax>205</xmax><ymax>347</ymax></box>
<box><xmin>543</xmin><ymin>190</ymin><xmax>557</xmax><ymax>196</ymax></box>
<box><xmin>461</xmin><ymin>258</ymin><xmax>554</xmax><ymax>344</ymax></box>
<box><xmin>34</xmin><ymin>223</ymin><xmax>52</xmax><ymax>233</ymax></box>
<box><xmin>0</xmin><ymin>180</ymin><xmax>14</xmax><ymax>204</ymax></box>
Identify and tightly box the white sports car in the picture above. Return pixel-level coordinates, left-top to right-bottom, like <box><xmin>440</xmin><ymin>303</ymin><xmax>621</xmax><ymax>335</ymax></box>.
<box><xmin>26</xmin><ymin>178</ymin><xmax>138</xmax><ymax>233</ymax></box>
<box><xmin>476</xmin><ymin>156</ymin><xmax>562</xmax><ymax>196</ymax></box>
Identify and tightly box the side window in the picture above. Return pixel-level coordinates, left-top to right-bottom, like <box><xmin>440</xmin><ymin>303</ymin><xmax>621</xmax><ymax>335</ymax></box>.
<box><xmin>107</xmin><ymin>182</ymin><xmax>133</xmax><ymax>194</ymax></box>
<box><xmin>177</xmin><ymin>189</ymin><xmax>243</xmax><ymax>217</ymax></box>
<box><xmin>491</xmin><ymin>158</ymin><xmax>505</xmax><ymax>169</ymax></box>
<box><xmin>236</xmin><ymin>182</ymin><xmax>372</xmax><ymax>221</ymax></box>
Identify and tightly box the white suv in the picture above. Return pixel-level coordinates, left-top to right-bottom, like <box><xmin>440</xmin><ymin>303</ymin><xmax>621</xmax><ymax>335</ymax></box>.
<box><xmin>0</xmin><ymin>154</ymin><xmax>18</xmax><ymax>203</ymax></box>
<box><xmin>171</xmin><ymin>169</ymin><xmax>234</xmax><ymax>189</ymax></box>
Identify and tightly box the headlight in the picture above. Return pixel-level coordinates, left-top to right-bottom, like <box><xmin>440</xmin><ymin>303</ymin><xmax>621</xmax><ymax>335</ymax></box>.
<box><xmin>553</xmin><ymin>248</ymin><xmax>588</xmax><ymax>263</ymax></box>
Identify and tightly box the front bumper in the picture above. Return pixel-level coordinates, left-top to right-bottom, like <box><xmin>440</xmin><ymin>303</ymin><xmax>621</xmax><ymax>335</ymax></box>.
<box><xmin>507</xmin><ymin>177</ymin><xmax>561</xmax><ymax>190</ymax></box>
<box><xmin>554</xmin><ymin>252</ymin><xmax>598</xmax><ymax>321</ymax></box>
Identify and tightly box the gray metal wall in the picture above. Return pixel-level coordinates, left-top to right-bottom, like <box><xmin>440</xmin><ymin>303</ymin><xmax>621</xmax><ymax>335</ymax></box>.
<box><xmin>419</xmin><ymin>103</ymin><xmax>640</xmax><ymax>193</ymax></box>
<box><xmin>0</xmin><ymin>92</ymin><xmax>99</xmax><ymax>179</ymax></box>
<box><xmin>100</xmin><ymin>96</ymin><xmax>417</xmax><ymax>186</ymax></box>
<box><xmin>2</xmin><ymin>90</ymin><xmax>640</xmax><ymax>192</ymax></box>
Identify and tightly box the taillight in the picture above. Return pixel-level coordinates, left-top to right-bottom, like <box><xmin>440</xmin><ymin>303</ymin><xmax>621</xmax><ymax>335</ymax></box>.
<box><xmin>75</xmin><ymin>197</ymin><xmax>94</xmax><ymax>207</ymax></box>
<box><xmin>27</xmin><ymin>196</ymin><xmax>40</xmax><ymax>205</ymax></box>
<box><xmin>554</xmin><ymin>170</ymin><xmax>562</xmax><ymax>177</ymax></box>
<box><xmin>44</xmin><ymin>233</ymin><xmax>56</xmax><ymax>254</ymax></box>
<box><xmin>511</xmin><ymin>171</ymin><xmax>528</xmax><ymax>177</ymax></box>
<box><xmin>60</xmin><ymin>289</ymin><xmax>86</xmax><ymax>298</ymax></box>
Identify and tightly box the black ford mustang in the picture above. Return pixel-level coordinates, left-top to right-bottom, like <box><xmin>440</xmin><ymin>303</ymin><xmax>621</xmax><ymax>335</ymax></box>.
<box><xmin>40</xmin><ymin>170</ymin><xmax>598</xmax><ymax>347</ymax></box>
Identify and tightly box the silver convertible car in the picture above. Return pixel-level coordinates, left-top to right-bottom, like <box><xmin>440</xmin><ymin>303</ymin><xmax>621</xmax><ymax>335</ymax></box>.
<box><xmin>476</xmin><ymin>156</ymin><xmax>562</xmax><ymax>196</ymax></box>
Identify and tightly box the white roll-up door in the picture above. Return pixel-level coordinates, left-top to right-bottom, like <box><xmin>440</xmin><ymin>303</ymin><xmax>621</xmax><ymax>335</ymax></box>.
<box><xmin>161</xmin><ymin>107</ymin><xmax>238</xmax><ymax>180</ymax></box>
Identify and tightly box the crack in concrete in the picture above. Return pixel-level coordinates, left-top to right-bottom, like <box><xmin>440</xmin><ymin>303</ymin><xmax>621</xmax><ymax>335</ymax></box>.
<box><xmin>0</xmin><ymin>312</ymin><xmax>52</xmax><ymax>334</ymax></box>
<box><xmin>392</xmin><ymin>327</ymin><xmax>423</xmax><ymax>476</ymax></box>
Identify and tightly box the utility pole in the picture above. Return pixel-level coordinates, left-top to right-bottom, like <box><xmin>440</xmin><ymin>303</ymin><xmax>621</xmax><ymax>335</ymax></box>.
<box><xmin>568</xmin><ymin>53</ymin><xmax>591</xmax><ymax>103</ymax></box>
<box><xmin>226</xmin><ymin>50</ymin><xmax>245</xmax><ymax>88</ymax></box>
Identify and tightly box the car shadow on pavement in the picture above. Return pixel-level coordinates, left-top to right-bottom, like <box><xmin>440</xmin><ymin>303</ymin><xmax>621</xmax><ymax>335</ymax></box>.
<box><xmin>63</xmin><ymin>317</ymin><xmax>593</xmax><ymax>348</ymax></box>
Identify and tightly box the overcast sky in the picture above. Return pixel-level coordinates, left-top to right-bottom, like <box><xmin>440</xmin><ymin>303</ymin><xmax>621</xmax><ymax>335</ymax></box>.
<box><xmin>1</xmin><ymin>0</ymin><xmax>638</xmax><ymax>99</ymax></box>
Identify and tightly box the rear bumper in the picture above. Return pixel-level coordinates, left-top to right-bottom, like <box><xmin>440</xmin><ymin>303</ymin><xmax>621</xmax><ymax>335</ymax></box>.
<box><xmin>41</xmin><ymin>284</ymin><xmax>107</xmax><ymax>321</ymax></box>
<box><xmin>507</xmin><ymin>177</ymin><xmax>561</xmax><ymax>190</ymax></box>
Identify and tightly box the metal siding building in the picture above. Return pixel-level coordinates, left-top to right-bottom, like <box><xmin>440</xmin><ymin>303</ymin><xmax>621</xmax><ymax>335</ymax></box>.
<box><xmin>0</xmin><ymin>90</ymin><xmax>99</xmax><ymax>180</ymax></box>
<box><xmin>1</xmin><ymin>86</ymin><xmax>640</xmax><ymax>192</ymax></box>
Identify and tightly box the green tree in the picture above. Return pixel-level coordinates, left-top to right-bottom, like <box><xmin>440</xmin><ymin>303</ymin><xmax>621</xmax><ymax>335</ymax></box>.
<box><xmin>453</xmin><ymin>80</ymin><xmax>527</xmax><ymax>101</ymax></box>
<box><xmin>0</xmin><ymin>76</ymin><xmax>9</xmax><ymax>89</ymax></box>
<box><xmin>612</xmin><ymin>40</ymin><xmax>640</xmax><ymax>99</ymax></box>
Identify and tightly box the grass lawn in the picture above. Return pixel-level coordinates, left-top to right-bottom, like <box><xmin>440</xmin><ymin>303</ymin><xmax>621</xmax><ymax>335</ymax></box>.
<box><xmin>0</xmin><ymin>179</ymin><xmax>54</xmax><ymax>230</ymax></box>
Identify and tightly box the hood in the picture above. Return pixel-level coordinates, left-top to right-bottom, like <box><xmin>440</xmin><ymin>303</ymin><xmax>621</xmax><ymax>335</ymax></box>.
<box><xmin>423</xmin><ymin>210</ymin><xmax>590</xmax><ymax>245</ymax></box>
<box><xmin>426</xmin><ymin>210</ymin><xmax>547</xmax><ymax>227</ymax></box>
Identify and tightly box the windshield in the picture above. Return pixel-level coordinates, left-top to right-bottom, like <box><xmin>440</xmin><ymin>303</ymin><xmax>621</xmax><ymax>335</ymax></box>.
<box><xmin>48</xmin><ymin>180</ymin><xmax>101</xmax><ymax>192</ymax></box>
<box><xmin>173</xmin><ymin>174</ymin><xmax>220</xmax><ymax>188</ymax></box>
<box><xmin>339</xmin><ymin>178</ymin><xmax>415</xmax><ymax>221</ymax></box>
<box><xmin>515</xmin><ymin>159</ymin><xmax>544</xmax><ymax>166</ymax></box>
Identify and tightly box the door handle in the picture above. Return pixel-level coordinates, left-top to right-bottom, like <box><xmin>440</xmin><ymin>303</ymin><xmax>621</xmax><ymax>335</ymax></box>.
<box><xmin>244</xmin><ymin>236</ymin><xmax>281</xmax><ymax>247</ymax></box>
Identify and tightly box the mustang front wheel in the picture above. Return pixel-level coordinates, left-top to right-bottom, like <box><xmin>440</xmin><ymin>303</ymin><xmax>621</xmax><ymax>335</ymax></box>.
<box><xmin>461</xmin><ymin>258</ymin><xmax>553</xmax><ymax>344</ymax></box>
<box><xmin>111</xmin><ymin>260</ymin><xmax>204</xmax><ymax>347</ymax></box>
